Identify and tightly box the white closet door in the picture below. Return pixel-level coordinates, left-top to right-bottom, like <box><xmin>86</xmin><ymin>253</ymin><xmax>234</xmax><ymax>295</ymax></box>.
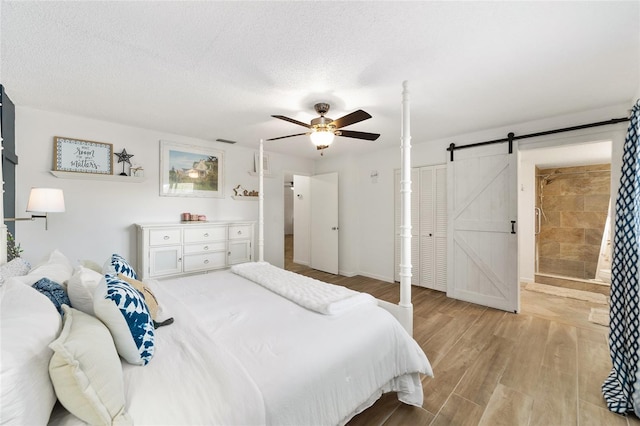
<box><xmin>434</xmin><ymin>165</ymin><xmax>448</xmax><ymax>292</ymax></box>
<box><xmin>419</xmin><ymin>165</ymin><xmax>447</xmax><ymax>291</ymax></box>
<box><xmin>419</xmin><ymin>168</ymin><xmax>435</xmax><ymax>289</ymax></box>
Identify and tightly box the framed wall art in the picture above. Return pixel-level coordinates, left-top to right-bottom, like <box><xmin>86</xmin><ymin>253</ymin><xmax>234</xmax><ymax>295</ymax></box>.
<box><xmin>53</xmin><ymin>137</ymin><xmax>113</xmax><ymax>174</ymax></box>
<box><xmin>160</xmin><ymin>140</ymin><xmax>225</xmax><ymax>198</ymax></box>
<box><xmin>254</xmin><ymin>152</ymin><xmax>271</xmax><ymax>175</ymax></box>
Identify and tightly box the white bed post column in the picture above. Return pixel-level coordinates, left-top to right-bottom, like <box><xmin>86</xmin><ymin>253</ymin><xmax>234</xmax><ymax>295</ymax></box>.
<box><xmin>399</xmin><ymin>81</ymin><xmax>413</xmax><ymax>335</ymax></box>
<box><xmin>258</xmin><ymin>139</ymin><xmax>265</xmax><ymax>262</ymax></box>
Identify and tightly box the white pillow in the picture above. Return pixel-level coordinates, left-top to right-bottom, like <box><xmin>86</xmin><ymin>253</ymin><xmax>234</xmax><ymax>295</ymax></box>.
<box><xmin>0</xmin><ymin>258</ymin><xmax>31</xmax><ymax>283</ymax></box>
<box><xmin>67</xmin><ymin>266</ymin><xmax>104</xmax><ymax>316</ymax></box>
<box><xmin>0</xmin><ymin>278</ymin><xmax>62</xmax><ymax>425</ymax></box>
<box><xmin>49</xmin><ymin>305</ymin><xmax>132</xmax><ymax>425</ymax></box>
<box><xmin>15</xmin><ymin>249</ymin><xmax>75</xmax><ymax>288</ymax></box>
<box><xmin>79</xmin><ymin>259</ymin><xmax>103</xmax><ymax>273</ymax></box>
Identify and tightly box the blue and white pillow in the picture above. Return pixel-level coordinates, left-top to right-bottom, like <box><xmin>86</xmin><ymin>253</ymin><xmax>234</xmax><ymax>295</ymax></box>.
<box><xmin>103</xmin><ymin>254</ymin><xmax>137</xmax><ymax>280</ymax></box>
<box><xmin>93</xmin><ymin>274</ymin><xmax>154</xmax><ymax>366</ymax></box>
<box><xmin>32</xmin><ymin>278</ymin><xmax>71</xmax><ymax>316</ymax></box>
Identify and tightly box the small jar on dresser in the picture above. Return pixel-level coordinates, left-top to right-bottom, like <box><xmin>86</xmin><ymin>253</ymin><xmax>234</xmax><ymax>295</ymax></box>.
<box><xmin>136</xmin><ymin>221</ymin><xmax>254</xmax><ymax>280</ymax></box>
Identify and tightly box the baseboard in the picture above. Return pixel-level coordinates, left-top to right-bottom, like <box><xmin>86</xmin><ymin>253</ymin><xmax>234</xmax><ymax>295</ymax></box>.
<box><xmin>293</xmin><ymin>258</ymin><xmax>309</xmax><ymax>266</ymax></box>
<box><xmin>520</xmin><ymin>277</ymin><xmax>534</xmax><ymax>284</ymax></box>
<box><xmin>358</xmin><ymin>271</ymin><xmax>395</xmax><ymax>283</ymax></box>
<box><xmin>339</xmin><ymin>270</ymin><xmax>357</xmax><ymax>278</ymax></box>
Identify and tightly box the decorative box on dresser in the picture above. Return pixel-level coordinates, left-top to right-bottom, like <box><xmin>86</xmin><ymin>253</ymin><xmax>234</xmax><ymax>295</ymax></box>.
<box><xmin>136</xmin><ymin>221</ymin><xmax>254</xmax><ymax>279</ymax></box>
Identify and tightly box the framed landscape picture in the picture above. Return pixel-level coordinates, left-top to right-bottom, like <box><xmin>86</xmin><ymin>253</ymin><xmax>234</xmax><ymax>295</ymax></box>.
<box><xmin>159</xmin><ymin>140</ymin><xmax>224</xmax><ymax>198</ymax></box>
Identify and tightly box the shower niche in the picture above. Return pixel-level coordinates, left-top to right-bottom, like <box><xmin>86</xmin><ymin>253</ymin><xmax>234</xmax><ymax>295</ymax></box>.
<box><xmin>535</xmin><ymin>163</ymin><xmax>612</xmax><ymax>288</ymax></box>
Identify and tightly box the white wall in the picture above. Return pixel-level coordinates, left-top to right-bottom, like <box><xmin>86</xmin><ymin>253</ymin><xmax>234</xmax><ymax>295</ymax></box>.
<box><xmin>13</xmin><ymin>107</ymin><xmax>313</xmax><ymax>268</ymax></box>
<box><xmin>317</xmin><ymin>102</ymin><xmax>632</xmax><ymax>283</ymax></box>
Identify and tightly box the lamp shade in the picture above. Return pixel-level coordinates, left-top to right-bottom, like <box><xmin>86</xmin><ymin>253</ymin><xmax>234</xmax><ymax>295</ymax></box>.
<box><xmin>309</xmin><ymin>129</ymin><xmax>335</xmax><ymax>147</ymax></box>
<box><xmin>26</xmin><ymin>188</ymin><xmax>65</xmax><ymax>213</ymax></box>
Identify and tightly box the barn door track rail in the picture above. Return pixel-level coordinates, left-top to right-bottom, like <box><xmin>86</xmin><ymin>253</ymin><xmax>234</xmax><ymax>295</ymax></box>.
<box><xmin>447</xmin><ymin>117</ymin><xmax>630</xmax><ymax>162</ymax></box>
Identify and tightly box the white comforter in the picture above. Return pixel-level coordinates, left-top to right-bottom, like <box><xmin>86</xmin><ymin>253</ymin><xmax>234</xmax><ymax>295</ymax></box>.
<box><xmin>50</xmin><ymin>269</ymin><xmax>432</xmax><ymax>426</ymax></box>
<box><xmin>159</xmin><ymin>270</ymin><xmax>432</xmax><ymax>425</ymax></box>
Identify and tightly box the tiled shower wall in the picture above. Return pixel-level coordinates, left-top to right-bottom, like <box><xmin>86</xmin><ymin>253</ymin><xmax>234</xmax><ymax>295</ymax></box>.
<box><xmin>536</xmin><ymin>164</ymin><xmax>610</xmax><ymax>280</ymax></box>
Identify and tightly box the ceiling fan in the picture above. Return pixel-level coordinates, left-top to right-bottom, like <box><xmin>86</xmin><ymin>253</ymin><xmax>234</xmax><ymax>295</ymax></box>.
<box><xmin>267</xmin><ymin>103</ymin><xmax>380</xmax><ymax>152</ymax></box>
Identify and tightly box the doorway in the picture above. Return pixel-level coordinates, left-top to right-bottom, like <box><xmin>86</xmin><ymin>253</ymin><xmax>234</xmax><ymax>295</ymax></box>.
<box><xmin>535</xmin><ymin>164</ymin><xmax>612</xmax><ymax>285</ymax></box>
<box><xmin>518</xmin><ymin>140</ymin><xmax>613</xmax><ymax>313</ymax></box>
<box><xmin>284</xmin><ymin>175</ymin><xmax>295</xmax><ymax>270</ymax></box>
<box><xmin>283</xmin><ymin>172</ymin><xmax>339</xmax><ymax>275</ymax></box>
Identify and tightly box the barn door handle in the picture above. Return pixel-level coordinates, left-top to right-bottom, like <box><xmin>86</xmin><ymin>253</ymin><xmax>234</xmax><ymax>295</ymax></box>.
<box><xmin>511</xmin><ymin>221</ymin><xmax>516</xmax><ymax>234</ymax></box>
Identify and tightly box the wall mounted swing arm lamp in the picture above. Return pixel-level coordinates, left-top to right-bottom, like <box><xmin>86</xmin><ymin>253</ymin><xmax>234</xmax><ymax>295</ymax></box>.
<box><xmin>4</xmin><ymin>188</ymin><xmax>66</xmax><ymax>231</ymax></box>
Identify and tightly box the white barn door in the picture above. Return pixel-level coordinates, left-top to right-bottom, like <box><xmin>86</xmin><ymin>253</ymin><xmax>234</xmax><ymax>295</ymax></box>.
<box><xmin>447</xmin><ymin>143</ymin><xmax>519</xmax><ymax>312</ymax></box>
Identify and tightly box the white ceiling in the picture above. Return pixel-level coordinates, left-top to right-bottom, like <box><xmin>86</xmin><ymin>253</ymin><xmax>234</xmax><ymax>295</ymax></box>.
<box><xmin>1</xmin><ymin>1</ymin><xmax>638</xmax><ymax>160</ymax></box>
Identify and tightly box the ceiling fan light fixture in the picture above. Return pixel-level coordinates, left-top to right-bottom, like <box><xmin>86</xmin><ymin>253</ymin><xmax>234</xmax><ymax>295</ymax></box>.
<box><xmin>310</xmin><ymin>128</ymin><xmax>335</xmax><ymax>147</ymax></box>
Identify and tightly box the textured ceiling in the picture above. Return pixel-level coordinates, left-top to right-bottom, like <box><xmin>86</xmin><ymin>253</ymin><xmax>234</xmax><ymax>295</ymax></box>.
<box><xmin>1</xmin><ymin>1</ymin><xmax>639</xmax><ymax>160</ymax></box>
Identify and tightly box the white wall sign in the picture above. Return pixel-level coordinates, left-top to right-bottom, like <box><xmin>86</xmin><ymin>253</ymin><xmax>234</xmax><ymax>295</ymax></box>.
<box><xmin>54</xmin><ymin>136</ymin><xmax>113</xmax><ymax>174</ymax></box>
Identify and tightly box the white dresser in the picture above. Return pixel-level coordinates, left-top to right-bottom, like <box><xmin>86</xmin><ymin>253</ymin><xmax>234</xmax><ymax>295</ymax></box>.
<box><xmin>136</xmin><ymin>221</ymin><xmax>254</xmax><ymax>279</ymax></box>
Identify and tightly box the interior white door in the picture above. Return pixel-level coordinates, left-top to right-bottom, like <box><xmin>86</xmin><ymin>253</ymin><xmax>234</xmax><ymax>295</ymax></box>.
<box><xmin>447</xmin><ymin>143</ymin><xmax>519</xmax><ymax>312</ymax></box>
<box><xmin>311</xmin><ymin>172</ymin><xmax>339</xmax><ymax>274</ymax></box>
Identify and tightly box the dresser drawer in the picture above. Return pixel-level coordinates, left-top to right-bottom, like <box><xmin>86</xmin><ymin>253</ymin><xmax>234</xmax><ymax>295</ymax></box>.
<box><xmin>183</xmin><ymin>252</ymin><xmax>226</xmax><ymax>272</ymax></box>
<box><xmin>183</xmin><ymin>241</ymin><xmax>226</xmax><ymax>255</ymax></box>
<box><xmin>228</xmin><ymin>225</ymin><xmax>252</xmax><ymax>240</ymax></box>
<box><xmin>184</xmin><ymin>226</ymin><xmax>226</xmax><ymax>243</ymax></box>
<box><xmin>149</xmin><ymin>228</ymin><xmax>182</xmax><ymax>246</ymax></box>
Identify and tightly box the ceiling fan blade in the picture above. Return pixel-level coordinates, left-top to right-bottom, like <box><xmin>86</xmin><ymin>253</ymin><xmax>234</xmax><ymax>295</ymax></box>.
<box><xmin>338</xmin><ymin>130</ymin><xmax>380</xmax><ymax>141</ymax></box>
<box><xmin>272</xmin><ymin>115</ymin><xmax>311</xmax><ymax>128</ymax></box>
<box><xmin>266</xmin><ymin>132</ymin><xmax>308</xmax><ymax>141</ymax></box>
<box><xmin>330</xmin><ymin>110</ymin><xmax>372</xmax><ymax>129</ymax></box>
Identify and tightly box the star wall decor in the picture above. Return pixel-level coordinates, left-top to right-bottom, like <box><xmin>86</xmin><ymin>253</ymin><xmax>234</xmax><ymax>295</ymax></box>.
<box><xmin>115</xmin><ymin>148</ymin><xmax>134</xmax><ymax>176</ymax></box>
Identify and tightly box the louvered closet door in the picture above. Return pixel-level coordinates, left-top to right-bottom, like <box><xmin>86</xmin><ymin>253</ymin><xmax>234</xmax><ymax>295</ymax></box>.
<box><xmin>434</xmin><ymin>166</ymin><xmax>448</xmax><ymax>291</ymax></box>
<box><xmin>419</xmin><ymin>168</ymin><xmax>435</xmax><ymax>289</ymax></box>
<box><xmin>419</xmin><ymin>166</ymin><xmax>447</xmax><ymax>291</ymax></box>
<box><xmin>394</xmin><ymin>169</ymin><xmax>419</xmax><ymax>284</ymax></box>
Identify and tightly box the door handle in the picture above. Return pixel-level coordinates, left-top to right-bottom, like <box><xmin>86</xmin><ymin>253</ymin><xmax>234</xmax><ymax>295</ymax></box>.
<box><xmin>534</xmin><ymin>208</ymin><xmax>541</xmax><ymax>235</ymax></box>
<box><xmin>331</xmin><ymin>227</ymin><xmax>339</xmax><ymax>230</ymax></box>
<box><xmin>511</xmin><ymin>221</ymin><xmax>516</xmax><ymax>234</ymax></box>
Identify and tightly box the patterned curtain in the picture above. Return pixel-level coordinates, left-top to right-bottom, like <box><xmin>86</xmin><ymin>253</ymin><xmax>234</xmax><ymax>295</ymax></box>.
<box><xmin>602</xmin><ymin>99</ymin><xmax>640</xmax><ymax>415</ymax></box>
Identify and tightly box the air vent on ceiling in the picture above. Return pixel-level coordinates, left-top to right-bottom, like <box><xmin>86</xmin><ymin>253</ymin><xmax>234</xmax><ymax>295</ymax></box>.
<box><xmin>215</xmin><ymin>138</ymin><xmax>237</xmax><ymax>144</ymax></box>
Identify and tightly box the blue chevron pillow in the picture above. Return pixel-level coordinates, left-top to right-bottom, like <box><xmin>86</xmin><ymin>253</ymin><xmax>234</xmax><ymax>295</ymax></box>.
<box><xmin>93</xmin><ymin>274</ymin><xmax>154</xmax><ymax>365</ymax></box>
<box><xmin>103</xmin><ymin>254</ymin><xmax>137</xmax><ymax>280</ymax></box>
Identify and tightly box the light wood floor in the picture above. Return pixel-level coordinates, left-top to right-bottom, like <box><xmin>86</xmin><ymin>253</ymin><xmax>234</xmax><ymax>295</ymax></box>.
<box><xmin>284</xmin><ymin>235</ymin><xmax>640</xmax><ymax>426</ymax></box>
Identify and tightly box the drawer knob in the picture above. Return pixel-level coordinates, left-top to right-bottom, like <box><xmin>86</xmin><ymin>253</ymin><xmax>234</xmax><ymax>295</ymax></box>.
<box><xmin>204</xmin><ymin>233</ymin><xmax>209</xmax><ymax>237</ymax></box>
<box><xmin>237</xmin><ymin>230</ymin><xmax>242</xmax><ymax>235</ymax></box>
<box><xmin>163</xmin><ymin>235</ymin><xmax>170</xmax><ymax>240</ymax></box>
<box><xmin>204</xmin><ymin>259</ymin><xmax>209</xmax><ymax>264</ymax></box>
<box><xmin>204</xmin><ymin>246</ymin><xmax>209</xmax><ymax>250</ymax></box>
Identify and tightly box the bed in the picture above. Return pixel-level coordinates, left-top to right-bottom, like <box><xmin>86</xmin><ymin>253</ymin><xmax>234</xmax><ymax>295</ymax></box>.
<box><xmin>0</xmin><ymin>82</ymin><xmax>429</xmax><ymax>425</ymax></box>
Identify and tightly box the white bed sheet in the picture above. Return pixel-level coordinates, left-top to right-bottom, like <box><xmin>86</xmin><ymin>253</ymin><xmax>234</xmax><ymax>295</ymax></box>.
<box><xmin>159</xmin><ymin>270</ymin><xmax>432</xmax><ymax>425</ymax></box>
